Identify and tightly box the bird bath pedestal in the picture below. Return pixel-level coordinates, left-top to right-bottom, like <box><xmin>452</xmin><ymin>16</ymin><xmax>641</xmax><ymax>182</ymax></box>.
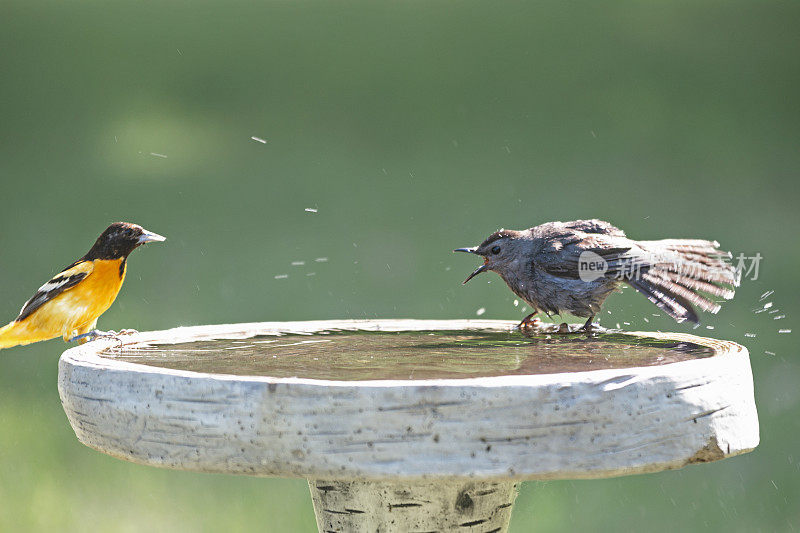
<box><xmin>58</xmin><ymin>320</ymin><xmax>759</xmax><ymax>532</ymax></box>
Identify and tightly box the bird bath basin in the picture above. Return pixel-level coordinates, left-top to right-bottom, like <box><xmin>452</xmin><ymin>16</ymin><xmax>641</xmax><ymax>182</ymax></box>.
<box><xmin>58</xmin><ymin>320</ymin><xmax>759</xmax><ymax>532</ymax></box>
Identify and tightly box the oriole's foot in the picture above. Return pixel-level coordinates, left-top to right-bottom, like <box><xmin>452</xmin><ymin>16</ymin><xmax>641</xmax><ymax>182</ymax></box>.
<box><xmin>69</xmin><ymin>329</ymin><xmax>132</xmax><ymax>343</ymax></box>
<box><xmin>69</xmin><ymin>330</ymin><xmax>99</xmax><ymax>343</ymax></box>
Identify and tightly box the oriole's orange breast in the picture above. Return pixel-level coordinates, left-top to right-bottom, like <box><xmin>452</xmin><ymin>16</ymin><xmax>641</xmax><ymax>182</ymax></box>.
<box><xmin>67</xmin><ymin>259</ymin><xmax>127</xmax><ymax>322</ymax></box>
<box><xmin>28</xmin><ymin>259</ymin><xmax>126</xmax><ymax>336</ymax></box>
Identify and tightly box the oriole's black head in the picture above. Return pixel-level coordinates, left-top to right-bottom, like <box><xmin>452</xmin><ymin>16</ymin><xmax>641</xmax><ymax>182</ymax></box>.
<box><xmin>84</xmin><ymin>222</ymin><xmax>166</xmax><ymax>260</ymax></box>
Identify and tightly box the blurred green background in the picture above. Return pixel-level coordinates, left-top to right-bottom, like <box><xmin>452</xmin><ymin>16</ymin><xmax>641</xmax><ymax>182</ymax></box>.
<box><xmin>1</xmin><ymin>0</ymin><xmax>798</xmax><ymax>531</ymax></box>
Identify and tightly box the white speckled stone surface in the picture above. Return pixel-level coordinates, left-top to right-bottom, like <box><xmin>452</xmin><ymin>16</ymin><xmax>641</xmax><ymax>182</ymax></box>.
<box><xmin>57</xmin><ymin>320</ymin><xmax>759</xmax><ymax>532</ymax></box>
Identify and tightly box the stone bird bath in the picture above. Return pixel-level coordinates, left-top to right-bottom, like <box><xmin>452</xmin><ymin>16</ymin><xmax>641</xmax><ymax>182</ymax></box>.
<box><xmin>58</xmin><ymin>320</ymin><xmax>759</xmax><ymax>532</ymax></box>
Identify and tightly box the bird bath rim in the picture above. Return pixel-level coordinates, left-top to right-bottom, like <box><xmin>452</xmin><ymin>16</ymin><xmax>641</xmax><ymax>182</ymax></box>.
<box><xmin>61</xmin><ymin>319</ymin><xmax>742</xmax><ymax>388</ymax></box>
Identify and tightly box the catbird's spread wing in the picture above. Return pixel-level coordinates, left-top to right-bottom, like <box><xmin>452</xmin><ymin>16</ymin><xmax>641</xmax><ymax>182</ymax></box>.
<box><xmin>530</xmin><ymin>220</ymin><xmax>635</xmax><ymax>280</ymax></box>
<box><xmin>560</xmin><ymin>219</ymin><xmax>627</xmax><ymax>237</ymax></box>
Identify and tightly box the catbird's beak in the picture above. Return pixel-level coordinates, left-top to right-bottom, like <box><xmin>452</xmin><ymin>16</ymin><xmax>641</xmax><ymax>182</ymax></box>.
<box><xmin>462</xmin><ymin>261</ymin><xmax>489</xmax><ymax>284</ymax></box>
<box><xmin>454</xmin><ymin>246</ymin><xmax>488</xmax><ymax>284</ymax></box>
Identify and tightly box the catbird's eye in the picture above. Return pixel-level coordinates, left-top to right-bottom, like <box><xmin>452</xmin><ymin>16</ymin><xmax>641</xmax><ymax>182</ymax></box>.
<box><xmin>491</xmin><ymin>246</ymin><xmax>501</xmax><ymax>255</ymax></box>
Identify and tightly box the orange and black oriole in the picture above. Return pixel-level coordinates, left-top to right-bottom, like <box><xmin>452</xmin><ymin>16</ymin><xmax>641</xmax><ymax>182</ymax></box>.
<box><xmin>0</xmin><ymin>222</ymin><xmax>165</xmax><ymax>349</ymax></box>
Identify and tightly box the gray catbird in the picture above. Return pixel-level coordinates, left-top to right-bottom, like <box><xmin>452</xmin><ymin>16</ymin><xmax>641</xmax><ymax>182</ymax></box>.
<box><xmin>455</xmin><ymin>219</ymin><xmax>739</xmax><ymax>330</ymax></box>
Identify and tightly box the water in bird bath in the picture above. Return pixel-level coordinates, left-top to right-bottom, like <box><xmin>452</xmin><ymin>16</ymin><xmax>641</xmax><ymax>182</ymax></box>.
<box><xmin>103</xmin><ymin>329</ymin><xmax>715</xmax><ymax>381</ymax></box>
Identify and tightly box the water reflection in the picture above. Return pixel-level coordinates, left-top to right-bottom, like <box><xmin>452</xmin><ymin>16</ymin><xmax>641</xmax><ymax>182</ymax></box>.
<box><xmin>104</xmin><ymin>329</ymin><xmax>716</xmax><ymax>381</ymax></box>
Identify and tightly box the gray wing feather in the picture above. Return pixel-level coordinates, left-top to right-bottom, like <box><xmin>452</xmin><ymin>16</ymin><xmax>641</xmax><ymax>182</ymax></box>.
<box><xmin>533</xmin><ymin>229</ymin><xmax>635</xmax><ymax>280</ymax></box>
<box><xmin>562</xmin><ymin>219</ymin><xmax>626</xmax><ymax>237</ymax></box>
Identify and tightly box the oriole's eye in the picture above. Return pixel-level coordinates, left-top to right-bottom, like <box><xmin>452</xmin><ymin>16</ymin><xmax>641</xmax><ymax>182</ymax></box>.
<box><xmin>491</xmin><ymin>246</ymin><xmax>501</xmax><ymax>255</ymax></box>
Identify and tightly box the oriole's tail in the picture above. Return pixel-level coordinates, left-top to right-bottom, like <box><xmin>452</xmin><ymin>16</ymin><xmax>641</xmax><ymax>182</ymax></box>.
<box><xmin>626</xmin><ymin>239</ymin><xmax>739</xmax><ymax>324</ymax></box>
<box><xmin>0</xmin><ymin>321</ymin><xmax>44</xmax><ymax>349</ymax></box>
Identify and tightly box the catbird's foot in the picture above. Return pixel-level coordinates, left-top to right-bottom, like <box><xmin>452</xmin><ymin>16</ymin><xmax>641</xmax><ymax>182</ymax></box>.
<box><xmin>556</xmin><ymin>322</ymin><xmax>571</xmax><ymax>334</ymax></box>
<box><xmin>518</xmin><ymin>312</ymin><xmax>541</xmax><ymax>331</ymax></box>
<box><xmin>552</xmin><ymin>321</ymin><xmax>602</xmax><ymax>335</ymax></box>
<box><xmin>581</xmin><ymin>315</ymin><xmax>600</xmax><ymax>334</ymax></box>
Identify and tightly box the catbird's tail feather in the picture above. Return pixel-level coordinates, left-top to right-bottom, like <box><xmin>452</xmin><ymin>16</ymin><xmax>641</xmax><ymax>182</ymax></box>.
<box><xmin>638</xmin><ymin>239</ymin><xmax>739</xmax><ymax>286</ymax></box>
<box><xmin>625</xmin><ymin>239</ymin><xmax>738</xmax><ymax>324</ymax></box>
<box><xmin>651</xmin><ymin>270</ymin><xmax>735</xmax><ymax>300</ymax></box>
<box><xmin>626</xmin><ymin>277</ymin><xmax>700</xmax><ymax>323</ymax></box>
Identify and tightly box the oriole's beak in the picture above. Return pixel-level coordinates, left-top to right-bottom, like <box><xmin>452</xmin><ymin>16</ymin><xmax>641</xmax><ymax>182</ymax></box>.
<box><xmin>138</xmin><ymin>230</ymin><xmax>167</xmax><ymax>244</ymax></box>
<box><xmin>462</xmin><ymin>261</ymin><xmax>489</xmax><ymax>284</ymax></box>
